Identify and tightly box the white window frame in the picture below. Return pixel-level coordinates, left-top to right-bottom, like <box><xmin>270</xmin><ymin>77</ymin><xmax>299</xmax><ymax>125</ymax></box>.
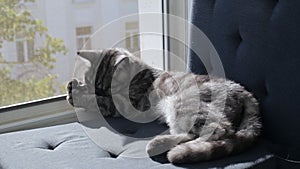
<box><xmin>163</xmin><ymin>0</ymin><xmax>191</xmax><ymax>71</ymax></box>
<box><xmin>0</xmin><ymin>0</ymin><xmax>191</xmax><ymax>134</ymax></box>
<box><xmin>138</xmin><ymin>0</ymin><xmax>165</xmax><ymax>70</ymax></box>
<box><xmin>139</xmin><ymin>0</ymin><xmax>191</xmax><ymax>71</ymax></box>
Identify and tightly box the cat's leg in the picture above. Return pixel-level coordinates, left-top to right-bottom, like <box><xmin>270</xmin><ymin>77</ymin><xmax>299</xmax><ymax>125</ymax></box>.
<box><xmin>166</xmin><ymin>115</ymin><xmax>234</xmax><ymax>163</ymax></box>
<box><xmin>191</xmin><ymin>109</ymin><xmax>234</xmax><ymax>142</ymax></box>
<box><xmin>199</xmin><ymin>122</ymin><xmax>234</xmax><ymax>142</ymax></box>
<box><xmin>66</xmin><ymin>79</ymin><xmax>89</xmax><ymax>107</ymax></box>
<box><xmin>67</xmin><ymin>79</ymin><xmax>121</xmax><ymax>116</ymax></box>
<box><xmin>146</xmin><ymin>134</ymin><xmax>193</xmax><ymax>157</ymax></box>
<box><xmin>167</xmin><ymin>137</ymin><xmax>234</xmax><ymax>163</ymax></box>
<box><xmin>167</xmin><ymin>118</ymin><xmax>260</xmax><ymax>163</ymax></box>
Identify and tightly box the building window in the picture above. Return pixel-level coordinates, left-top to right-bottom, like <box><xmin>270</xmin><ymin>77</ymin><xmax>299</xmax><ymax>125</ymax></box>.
<box><xmin>19</xmin><ymin>0</ymin><xmax>35</xmax><ymax>5</ymax></box>
<box><xmin>76</xmin><ymin>26</ymin><xmax>92</xmax><ymax>50</ymax></box>
<box><xmin>72</xmin><ymin>0</ymin><xmax>94</xmax><ymax>4</ymax></box>
<box><xmin>125</xmin><ymin>21</ymin><xmax>140</xmax><ymax>53</ymax></box>
<box><xmin>15</xmin><ymin>34</ymin><xmax>35</xmax><ymax>63</ymax></box>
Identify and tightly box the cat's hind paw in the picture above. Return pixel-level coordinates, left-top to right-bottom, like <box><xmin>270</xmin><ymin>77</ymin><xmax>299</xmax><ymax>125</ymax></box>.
<box><xmin>167</xmin><ymin>145</ymin><xmax>188</xmax><ymax>163</ymax></box>
<box><xmin>146</xmin><ymin>135</ymin><xmax>178</xmax><ymax>157</ymax></box>
<box><xmin>167</xmin><ymin>141</ymin><xmax>212</xmax><ymax>163</ymax></box>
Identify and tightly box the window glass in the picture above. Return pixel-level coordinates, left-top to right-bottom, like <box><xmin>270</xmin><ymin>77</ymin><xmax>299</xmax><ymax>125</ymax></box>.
<box><xmin>0</xmin><ymin>0</ymin><xmax>140</xmax><ymax>107</ymax></box>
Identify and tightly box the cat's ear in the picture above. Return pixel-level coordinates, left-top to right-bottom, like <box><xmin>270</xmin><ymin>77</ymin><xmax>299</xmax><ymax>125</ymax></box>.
<box><xmin>77</xmin><ymin>50</ymin><xmax>97</xmax><ymax>63</ymax></box>
<box><xmin>114</xmin><ymin>54</ymin><xmax>128</xmax><ymax>66</ymax></box>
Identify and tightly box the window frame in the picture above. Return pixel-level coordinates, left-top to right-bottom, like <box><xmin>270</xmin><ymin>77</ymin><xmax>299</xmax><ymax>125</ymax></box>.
<box><xmin>0</xmin><ymin>95</ymin><xmax>76</xmax><ymax>134</ymax></box>
<box><xmin>0</xmin><ymin>0</ymin><xmax>191</xmax><ymax>133</ymax></box>
<box><xmin>138</xmin><ymin>0</ymin><xmax>165</xmax><ymax>70</ymax></box>
<box><xmin>163</xmin><ymin>0</ymin><xmax>191</xmax><ymax>71</ymax></box>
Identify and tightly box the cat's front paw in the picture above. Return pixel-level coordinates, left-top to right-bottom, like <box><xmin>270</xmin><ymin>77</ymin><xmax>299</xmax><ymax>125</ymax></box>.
<box><xmin>66</xmin><ymin>79</ymin><xmax>87</xmax><ymax>107</ymax></box>
<box><xmin>67</xmin><ymin>79</ymin><xmax>76</xmax><ymax>106</ymax></box>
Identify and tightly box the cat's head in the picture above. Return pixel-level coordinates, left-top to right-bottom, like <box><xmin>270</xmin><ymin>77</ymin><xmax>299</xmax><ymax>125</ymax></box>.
<box><xmin>77</xmin><ymin>48</ymin><xmax>147</xmax><ymax>95</ymax></box>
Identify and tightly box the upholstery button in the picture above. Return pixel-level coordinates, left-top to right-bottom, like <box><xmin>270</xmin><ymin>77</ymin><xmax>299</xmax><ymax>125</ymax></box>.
<box><xmin>47</xmin><ymin>144</ymin><xmax>55</xmax><ymax>150</ymax></box>
<box><xmin>236</xmin><ymin>28</ymin><xmax>242</xmax><ymax>44</ymax></box>
<box><xmin>108</xmin><ymin>152</ymin><xmax>118</xmax><ymax>158</ymax></box>
<box><xmin>40</xmin><ymin>141</ymin><xmax>64</xmax><ymax>150</ymax></box>
<box><xmin>237</xmin><ymin>33</ymin><xmax>242</xmax><ymax>43</ymax></box>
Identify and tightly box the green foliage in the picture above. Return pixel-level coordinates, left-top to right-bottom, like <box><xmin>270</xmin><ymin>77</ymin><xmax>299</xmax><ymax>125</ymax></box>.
<box><xmin>0</xmin><ymin>67</ymin><xmax>57</xmax><ymax>106</ymax></box>
<box><xmin>0</xmin><ymin>0</ymin><xmax>68</xmax><ymax>107</ymax></box>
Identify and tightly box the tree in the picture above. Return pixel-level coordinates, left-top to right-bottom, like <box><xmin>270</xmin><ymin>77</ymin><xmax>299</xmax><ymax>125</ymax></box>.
<box><xmin>0</xmin><ymin>0</ymin><xmax>68</xmax><ymax>107</ymax></box>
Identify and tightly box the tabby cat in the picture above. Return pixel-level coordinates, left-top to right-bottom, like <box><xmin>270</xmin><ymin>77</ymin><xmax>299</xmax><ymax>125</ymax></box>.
<box><xmin>67</xmin><ymin>48</ymin><xmax>261</xmax><ymax>163</ymax></box>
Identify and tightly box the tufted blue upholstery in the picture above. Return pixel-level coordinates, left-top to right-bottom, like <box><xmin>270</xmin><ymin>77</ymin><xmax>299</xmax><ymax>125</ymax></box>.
<box><xmin>0</xmin><ymin>120</ymin><xmax>274</xmax><ymax>169</ymax></box>
<box><xmin>189</xmin><ymin>0</ymin><xmax>300</xmax><ymax>164</ymax></box>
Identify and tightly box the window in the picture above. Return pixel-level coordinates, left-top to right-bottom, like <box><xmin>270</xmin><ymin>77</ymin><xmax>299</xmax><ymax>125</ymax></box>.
<box><xmin>16</xmin><ymin>41</ymin><xmax>25</xmax><ymax>62</ymax></box>
<box><xmin>76</xmin><ymin>26</ymin><xmax>92</xmax><ymax>50</ymax></box>
<box><xmin>16</xmin><ymin>35</ymin><xmax>35</xmax><ymax>63</ymax></box>
<box><xmin>19</xmin><ymin>0</ymin><xmax>35</xmax><ymax>5</ymax></box>
<box><xmin>0</xmin><ymin>0</ymin><xmax>141</xmax><ymax>108</ymax></box>
<box><xmin>125</xmin><ymin>22</ymin><xmax>140</xmax><ymax>53</ymax></box>
<box><xmin>0</xmin><ymin>0</ymin><xmax>192</xmax><ymax>132</ymax></box>
<box><xmin>72</xmin><ymin>0</ymin><xmax>94</xmax><ymax>4</ymax></box>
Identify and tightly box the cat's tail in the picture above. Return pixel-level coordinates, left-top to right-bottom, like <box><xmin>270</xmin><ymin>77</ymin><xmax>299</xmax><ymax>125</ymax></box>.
<box><xmin>233</xmin><ymin>90</ymin><xmax>262</xmax><ymax>151</ymax></box>
<box><xmin>167</xmin><ymin>90</ymin><xmax>262</xmax><ymax>163</ymax></box>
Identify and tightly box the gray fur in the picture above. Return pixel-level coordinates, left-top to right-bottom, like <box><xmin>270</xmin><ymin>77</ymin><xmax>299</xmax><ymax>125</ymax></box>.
<box><xmin>67</xmin><ymin>48</ymin><xmax>261</xmax><ymax>163</ymax></box>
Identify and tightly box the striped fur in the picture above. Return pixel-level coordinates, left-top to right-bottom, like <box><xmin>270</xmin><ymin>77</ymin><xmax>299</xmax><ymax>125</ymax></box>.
<box><xmin>67</xmin><ymin>48</ymin><xmax>261</xmax><ymax>163</ymax></box>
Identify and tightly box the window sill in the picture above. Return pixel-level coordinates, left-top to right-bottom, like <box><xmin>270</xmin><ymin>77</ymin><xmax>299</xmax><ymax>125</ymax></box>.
<box><xmin>0</xmin><ymin>95</ymin><xmax>77</xmax><ymax>134</ymax></box>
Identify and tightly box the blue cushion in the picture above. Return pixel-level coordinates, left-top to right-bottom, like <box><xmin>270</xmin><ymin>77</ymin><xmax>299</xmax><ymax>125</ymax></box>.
<box><xmin>189</xmin><ymin>0</ymin><xmax>300</xmax><ymax>162</ymax></box>
<box><xmin>0</xmin><ymin>119</ymin><xmax>275</xmax><ymax>169</ymax></box>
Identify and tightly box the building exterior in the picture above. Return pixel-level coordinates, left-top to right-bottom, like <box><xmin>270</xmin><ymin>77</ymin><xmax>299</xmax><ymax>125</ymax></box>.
<box><xmin>1</xmin><ymin>0</ymin><xmax>140</xmax><ymax>87</ymax></box>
